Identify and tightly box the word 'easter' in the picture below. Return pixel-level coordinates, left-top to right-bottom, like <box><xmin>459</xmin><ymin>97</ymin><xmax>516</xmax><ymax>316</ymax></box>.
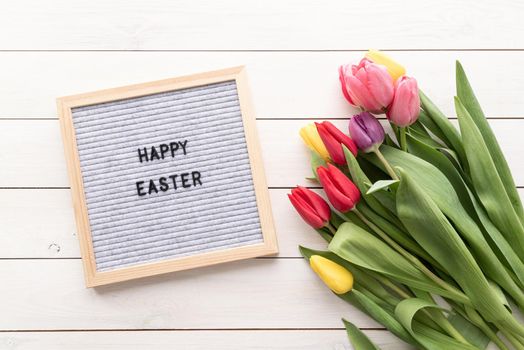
<box><xmin>136</xmin><ymin>171</ymin><xmax>202</xmax><ymax>197</ymax></box>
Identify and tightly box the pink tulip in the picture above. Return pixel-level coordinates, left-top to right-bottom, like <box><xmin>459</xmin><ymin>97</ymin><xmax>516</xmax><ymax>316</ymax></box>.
<box><xmin>387</xmin><ymin>76</ymin><xmax>420</xmax><ymax>127</ymax></box>
<box><xmin>339</xmin><ymin>58</ymin><xmax>394</xmax><ymax>113</ymax></box>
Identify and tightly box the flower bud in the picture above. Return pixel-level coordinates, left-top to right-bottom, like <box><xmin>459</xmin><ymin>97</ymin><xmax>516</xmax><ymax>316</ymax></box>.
<box><xmin>299</xmin><ymin>124</ymin><xmax>330</xmax><ymax>161</ymax></box>
<box><xmin>288</xmin><ymin>186</ymin><xmax>331</xmax><ymax>229</ymax></box>
<box><xmin>365</xmin><ymin>50</ymin><xmax>406</xmax><ymax>81</ymax></box>
<box><xmin>387</xmin><ymin>76</ymin><xmax>420</xmax><ymax>127</ymax></box>
<box><xmin>349</xmin><ymin>112</ymin><xmax>385</xmax><ymax>152</ymax></box>
<box><xmin>310</xmin><ymin>255</ymin><xmax>354</xmax><ymax>294</ymax></box>
<box><xmin>315</xmin><ymin>121</ymin><xmax>357</xmax><ymax>165</ymax></box>
<box><xmin>317</xmin><ymin>164</ymin><xmax>361</xmax><ymax>213</ymax></box>
<box><xmin>339</xmin><ymin>58</ymin><xmax>394</xmax><ymax>113</ymax></box>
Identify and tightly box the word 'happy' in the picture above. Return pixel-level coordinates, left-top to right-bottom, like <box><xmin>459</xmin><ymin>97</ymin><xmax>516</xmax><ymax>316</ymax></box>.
<box><xmin>134</xmin><ymin>140</ymin><xmax>203</xmax><ymax>197</ymax></box>
<box><xmin>137</xmin><ymin>140</ymin><xmax>188</xmax><ymax>163</ymax></box>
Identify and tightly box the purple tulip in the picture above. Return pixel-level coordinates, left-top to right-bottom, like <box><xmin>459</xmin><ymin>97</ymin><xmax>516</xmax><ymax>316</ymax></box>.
<box><xmin>349</xmin><ymin>112</ymin><xmax>385</xmax><ymax>153</ymax></box>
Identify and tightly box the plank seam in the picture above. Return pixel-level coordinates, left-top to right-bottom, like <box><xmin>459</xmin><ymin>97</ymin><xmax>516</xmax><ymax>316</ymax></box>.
<box><xmin>1</xmin><ymin>186</ymin><xmax>523</xmax><ymax>190</ymax></box>
<box><xmin>2</xmin><ymin>116</ymin><xmax>524</xmax><ymax>121</ymax></box>
<box><xmin>0</xmin><ymin>49</ymin><xmax>523</xmax><ymax>52</ymax></box>
<box><xmin>0</xmin><ymin>257</ymin><xmax>303</xmax><ymax>260</ymax></box>
<box><xmin>0</xmin><ymin>327</ymin><xmax>387</xmax><ymax>332</ymax></box>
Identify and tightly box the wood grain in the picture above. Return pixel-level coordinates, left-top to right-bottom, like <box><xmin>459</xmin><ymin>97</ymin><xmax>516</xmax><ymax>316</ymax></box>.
<box><xmin>0</xmin><ymin>330</ymin><xmax>413</xmax><ymax>350</ymax></box>
<box><xmin>1</xmin><ymin>0</ymin><xmax>523</xmax><ymax>345</ymax></box>
<box><xmin>0</xmin><ymin>188</ymin><xmax>327</xmax><ymax>258</ymax></box>
<box><xmin>0</xmin><ymin>119</ymin><xmax>522</xmax><ymax>188</ymax></box>
<box><xmin>0</xmin><ymin>51</ymin><xmax>524</xmax><ymax>119</ymax></box>
<box><xmin>1</xmin><ymin>188</ymin><xmax>523</xmax><ymax>259</ymax></box>
<box><xmin>0</xmin><ymin>0</ymin><xmax>522</xmax><ymax>50</ymax></box>
<box><xmin>0</xmin><ymin>259</ymin><xmax>380</xmax><ymax>330</ymax></box>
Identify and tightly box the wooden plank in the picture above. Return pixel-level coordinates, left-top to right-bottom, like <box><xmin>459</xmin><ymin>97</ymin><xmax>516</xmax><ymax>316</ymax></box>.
<box><xmin>0</xmin><ymin>119</ymin><xmax>523</xmax><ymax>188</ymax></box>
<box><xmin>0</xmin><ymin>259</ymin><xmax>381</xmax><ymax>330</ymax></box>
<box><xmin>0</xmin><ymin>51</ymin><xmax>524</xmax><ymax>119</ymax></box>
<box><xmin>0</xmin><ymin>188</ymin><xmax>327</xmax><ymax>258</ymax></box>
<box><xmin>0</xmin><ymin>330</ymin><xmax>412</xmax><ymax>350</ymax></box>
<box><xmin>2</xmin><ymin>187</ymin><xmax>523</xmax><ymax>259</ymax></box>
<box><xmin>0</xmin><ymin>0</ymin><xmax>522</xmax><ymax>50</ymax></box>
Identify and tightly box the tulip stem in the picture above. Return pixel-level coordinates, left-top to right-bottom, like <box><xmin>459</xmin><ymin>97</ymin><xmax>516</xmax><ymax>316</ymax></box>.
<box><xmin>474</xmin><ymin>321</ymin><xmax>510</xmax><ymax>350</ymax></box>
<box><xmin>351</xmin><ymin>207</ymin><xmax>471</xmax><ymax>305</ymax></box>
<box><xmin>325</xmin><ymin>223</ymin><xmax>337</xmax><ymax>235</ymax></box>
<box><xmin>500</xmin><ymin>328</ymin><xmax>524</xmax><ymax>350</ymax></box>
<box><xmin>399</xmin><ymin>127</ymin><xmax>408</xmax><ymax>152</ymax></box>
<box><xmin>432</xmin><ymin>311</ymin><xmax>470</xmax><ymax>345</ymax></box>
<box><xmin>373</xmin><ymin>148</ymin><xmax>399</xmax><ymax>180</ymax></box>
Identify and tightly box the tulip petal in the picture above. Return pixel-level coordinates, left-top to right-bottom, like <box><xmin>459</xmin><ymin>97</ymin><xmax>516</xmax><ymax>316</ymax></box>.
<box><xmin>316</xmin><ymin>122</ymin><xmax>345</xmax><ymax>165</ymax></box>
<box><xmin>365</xmin><ymin>50</ymin><xmax>406</xmax><ymax>81</ymax></box>
<box><xmin>338</xmin><ymin>65</ymin><xmax>354</xmax><ymax>104</ymax></box>
<box><xmin>297</xmin><ymin>186</ymin><xmax>331</xmax><ymax>223</ymax></box>
<box><xmin>365</xmin><ymin>63</ymin><xmax>394</xmax><ymax>108</ymax></box>
<box><xmin>323</xmin><ymin>121</ymin><xmax>358</xmax><ymax>156</ymax></box>
<box><xmin>288</xmin><ymin>191</ymin><xmax>325</xmax><ymax>229</ymax></box>
<box><xmin>310</xmin><ymin>255</ymin><xmax>354</xmax><ymax>294</ymax></box>
<box><xmin>346</xmin><ymin>75</ymin><xmax>381</xmax><ymax>112</ymax></box>
<box><xmin>327</xmin><ymin>164</ymin><xmax>361</xmax><ymax>206</ymax></box>
<box><xmin>349</xmin><ymin>112</ymin><xmax>385</xmax><ymax>152</ymax></box>
<box><xmin>388</xmin><ymin>77</ymin><xmax>420</xmax><ymax>127</ymax></box>
<box><xmin>318</xmin><ymin>166</ymin><xmax>357</xmax><ymax>212</ymax></box>
<box><xmin>299</xmin><ymin>124</ymin><xmax>331</xmax><ymax>161</ymax></box>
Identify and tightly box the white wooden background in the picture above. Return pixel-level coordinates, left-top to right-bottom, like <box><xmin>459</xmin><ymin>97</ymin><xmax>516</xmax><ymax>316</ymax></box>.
<box><xmin>0</xmin><ymin>1</ymin><xmax>523</xmax><ymax>349</ymax></box>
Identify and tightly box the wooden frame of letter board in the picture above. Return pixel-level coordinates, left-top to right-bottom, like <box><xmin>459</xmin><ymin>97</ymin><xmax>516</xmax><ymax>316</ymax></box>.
<box><xmin>57</xmin><ymin>66</ymin><xmax>278</xmax><ymax>287</ymax></box>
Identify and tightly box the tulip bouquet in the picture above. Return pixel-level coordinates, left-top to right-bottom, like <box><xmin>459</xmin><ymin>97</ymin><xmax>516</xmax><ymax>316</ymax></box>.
<box><xmin>289</xmin><ymin>51</ymin><xmax>524</xmax><ymax>350</ymax></box>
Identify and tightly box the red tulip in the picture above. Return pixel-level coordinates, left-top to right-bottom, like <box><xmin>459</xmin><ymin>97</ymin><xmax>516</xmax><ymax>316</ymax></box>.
<box><xmin>288</xmin><ymin>186</ymin><xmax>331</xmax><ymax>229</ymax></box>
<box><xmin>315</xmin><ymin>121</ymin><xmax>357</xmax><ymax>165</ymax></box>
<box><xmin>317</xmin><ymin>164</ymin><xmax>361</xmax><ymax>213</ymax></box>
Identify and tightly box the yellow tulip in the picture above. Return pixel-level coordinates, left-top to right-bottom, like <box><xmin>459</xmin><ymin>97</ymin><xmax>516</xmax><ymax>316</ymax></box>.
<box><xmin>299</xmin><ymin>124</ymin><xmax>330</xmax><ymax>161</ymax></box>
<box><xmin>310</xmin><ymin>255</ymin><xmax>354</xmax><ymax>294</ymax></box>
<box><xmin>365</xmin><ymin>50</ymin><xmax>406</xmax><ymax>81</ymax></box>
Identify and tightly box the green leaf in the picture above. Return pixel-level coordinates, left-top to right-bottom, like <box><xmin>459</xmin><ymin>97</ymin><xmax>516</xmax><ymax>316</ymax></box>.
<box><xmin>366</xmin><ymin>145</ymin><xmax>524</xmax><ymax>309</ymax></box>
<box><xmin>342</xmin><ymin>289</ymin><xmax>418</xmax><ymax>346</ymax></box>
<box><xmin>356</xmin><ymin>203</ymin><xmax>441</xmax><ymax>269</ymax></box>
<box><xmin>299</xmin><ymin>246</ymin><xmax>403</xmax><ymax>314</ymax></box>
<box><xmin>418</xmin><ymin>109</ymin><xmax>452</xmax><ymax>148</ymax></box>
<box><xmin>357</xmin><ymin>156</ymin><xmax>389</xmax><ymax>183</ymax></box>
<box><xmin>461</xmin><ymin>306</ymin><xmax>510</xmax><ymax>350</ymax></box>
<box><xmin>328</xmin><ymin>222</ymin><xmax>469</xmax><ymax>303</ymax></box>
<box><xmin>342</xmin><ymin>319</ymin><xmax>381</xmax><ymax>350</ymax></box>
<box><xmin>385</xmin><ymin>133</ymin><xmax>398</xmax><ymax>148</ymax></box>
<box><xmin>394</xmin><ymin>298</ymin><xmax>478</xmax><ymax>350</ymax></box>
<box><xmin>455</xmin><ymin>96</ymin><xmax>524</xmax><ymax>258</ymax></box>
<box><xmin>406</xmin><ymin>133</ymin><xmax>524</xmax><ymax>293</ymax></box>
<box><xmin>419</xmin><ymin>90</ymin><xmax>467</xmax><ymax>170</ymax></box>
<box><xmin>366</xmin><ymin>180</ymin><xmax>399</xmax><ymax>195</ymax></box>
<box><xmin>408</xmin><ymin>121</ymin><xmax>445</xmax><ymax>149</ymax></box>
<box><xmin>456</xmin><ymin>61</ymin><xmax>524</xmax><ymax>226</ymax></box>
<box><xmin>396</xmin><ymin>170</ymin><xmax>524</xmax><ymax>338</ymax></box>
<box><xmin>344</xmin><ymin>146</ymin><xmax>401</xmax><ymax>227</ymax></box>
<box><xmin>309</xmin><ymin>150</ymin><xmax>326</xmax><ymax>180</ymax></box>
<box><xmin>447</xmin><ymin>313</ymin><xmax>490</xmax><ymax>350</ymax></box>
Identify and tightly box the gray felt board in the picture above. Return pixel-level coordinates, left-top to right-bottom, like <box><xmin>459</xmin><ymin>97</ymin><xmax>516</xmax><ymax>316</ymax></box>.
<box><xmin>71</xmin><ymin>80</ymin><xmax>264</xmax><ymax>271</ymax></box>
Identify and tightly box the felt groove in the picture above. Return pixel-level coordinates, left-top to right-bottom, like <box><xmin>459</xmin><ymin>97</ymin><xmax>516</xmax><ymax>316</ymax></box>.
<box><xmin>71</xmin><ymin>80</ymin><xmax>263</xmax><ymax>271</ymax></box>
